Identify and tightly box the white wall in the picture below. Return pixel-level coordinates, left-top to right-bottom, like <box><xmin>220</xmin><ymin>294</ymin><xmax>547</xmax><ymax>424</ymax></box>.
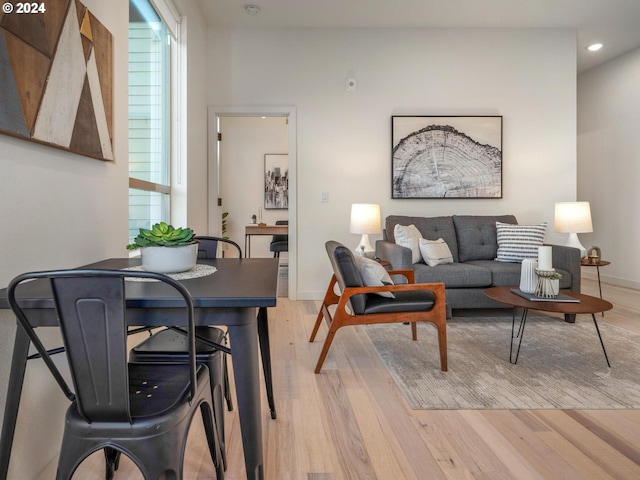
<box><xmin>207</xmin><ymin>27</ymin><xmax>578</xmax><ymax>298</ymax></box>
<box><xmin>0</xmin><ymin>1</ymin><xmax>129</xmax><ymax>286</ymax></box>
<box><xmin>577</xmin><ymin>47</ymin><xmax>640</xmax><ymax>289</ymax></box>
<box><xmin>0</xmin><ymin>0</ymin><xmax>130</xmax><ymax>476</ymax></box>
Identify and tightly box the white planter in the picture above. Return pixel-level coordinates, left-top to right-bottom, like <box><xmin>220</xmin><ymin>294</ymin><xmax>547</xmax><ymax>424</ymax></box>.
<box><xmin>519</xmin><ymin>258</ymin><xmax>538</xmax><ymax>294</ymax></box>
<box><xmin>141</xmin><ymin>244</ymin><xmax>198</xmax><ymax>274</ymax></box>
<box><xmin>551</xmin><ymin>278</ymin><xmax>560</xmax><ymax>296</ymax></box>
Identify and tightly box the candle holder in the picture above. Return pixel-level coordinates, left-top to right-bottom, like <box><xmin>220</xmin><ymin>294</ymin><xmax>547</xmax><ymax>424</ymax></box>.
<box><xmin>534</xmin><ymin>268</ymin><xmax>557</xmax><ymax>298</ymax></box>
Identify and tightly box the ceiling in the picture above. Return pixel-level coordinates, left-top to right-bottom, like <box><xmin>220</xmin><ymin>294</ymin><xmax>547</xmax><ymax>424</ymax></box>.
<box><xmin>196</xmin><ymin>0</ymin><xmax>640</xmax><ymax>73</ymax></box>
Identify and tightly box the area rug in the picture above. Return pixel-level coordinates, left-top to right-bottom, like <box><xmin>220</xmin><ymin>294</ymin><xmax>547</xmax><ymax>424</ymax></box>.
<box><xmin>365</xmin><ymin>316</ymin><xmax>640</xmax><ymax>409</ymax></box>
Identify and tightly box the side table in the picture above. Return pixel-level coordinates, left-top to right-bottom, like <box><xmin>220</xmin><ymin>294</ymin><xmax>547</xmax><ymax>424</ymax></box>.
<box><xmin>581</xmin><ymin>259</ymin><xmax>610</xmax><ymax>316</ymax></box>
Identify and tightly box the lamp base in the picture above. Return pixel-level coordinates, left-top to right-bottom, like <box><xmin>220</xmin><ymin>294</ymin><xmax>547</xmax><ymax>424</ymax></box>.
<box><xmin>565</xmin><ymin>232</ymin><xmax>587</xmax><ymax>258</ymax></box>
<box><xmin>354</xmin><ymin>234</ymin><xmax>374</xmax><ymax>257</ymax></box>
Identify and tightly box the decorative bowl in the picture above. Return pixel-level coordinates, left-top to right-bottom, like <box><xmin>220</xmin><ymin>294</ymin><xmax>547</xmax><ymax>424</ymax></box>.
<box><xmin>141</xmin><ymin>244</ymin><xmax>198</xmax><ymax>273</ymax></box>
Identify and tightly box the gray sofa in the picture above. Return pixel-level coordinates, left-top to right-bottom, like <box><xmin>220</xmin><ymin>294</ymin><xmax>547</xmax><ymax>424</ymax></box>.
<box><xmin>375</xmin><ymin>215</ymin><xmax>581</xmax><ymax>312</ymax></box>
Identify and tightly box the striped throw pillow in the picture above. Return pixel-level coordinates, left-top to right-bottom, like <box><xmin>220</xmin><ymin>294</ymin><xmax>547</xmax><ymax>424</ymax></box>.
<box><xmin>495</xmin><ymin>222</ymin><xmax>547</xmax><ymax>263</ymax></box>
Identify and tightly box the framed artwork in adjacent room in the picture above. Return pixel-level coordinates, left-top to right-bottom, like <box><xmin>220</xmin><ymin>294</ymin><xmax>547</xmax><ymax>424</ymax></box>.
<box><xmin>264</xmin><ymin>154</ymin><xmax>288</xmax><ymax>209</ymax></box>
<box><xmin>391</xmin><ymin>115</ymin><xmax>502</xmax><ymax>199</ymax></box>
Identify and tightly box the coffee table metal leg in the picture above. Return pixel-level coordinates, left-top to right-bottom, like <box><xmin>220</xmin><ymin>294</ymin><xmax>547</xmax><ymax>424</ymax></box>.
<box><xmin>591</xmin><ymin>313</ymin><xmax>611</xmax><ymax>367</ymax></box>
<box><xmin>510</xmin><ymin>307</ymin><xmax>528</xmax><ymax>364</ymax></box>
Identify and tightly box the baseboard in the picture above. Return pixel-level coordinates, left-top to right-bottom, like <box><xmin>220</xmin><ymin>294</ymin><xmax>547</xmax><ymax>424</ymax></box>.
<box><xmin>582</xmin><ymin>271</ymin><xmax>640</xmax><ymax>290</ymax></box>
<box><xmin>295</xmin><ymin>291</ymin><xmax>325</xmax><ymax>301</ymax></box>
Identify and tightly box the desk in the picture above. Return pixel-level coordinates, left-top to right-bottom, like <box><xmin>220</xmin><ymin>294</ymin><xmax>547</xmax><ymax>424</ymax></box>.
<box><xmin>0</xmin><ymin>257</ymin><xmax>278</xmax><ymax>480</ymax></box>
<box><xmin>245</xmin><ymin>224</ymin><xmax>288</xmax><ymax>258</ymax></box>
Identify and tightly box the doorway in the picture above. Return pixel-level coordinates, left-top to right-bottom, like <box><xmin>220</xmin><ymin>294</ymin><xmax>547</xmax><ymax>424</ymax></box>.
<box><xmin>207</xmin><ymin>106</ymin><xmax>297</xmax><ymax>300</ymax></box>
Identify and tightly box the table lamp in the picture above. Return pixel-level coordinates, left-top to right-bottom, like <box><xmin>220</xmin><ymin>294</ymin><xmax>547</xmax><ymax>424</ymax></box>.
<box><xmin>554</xmin><ymin>201</ymin><xmax>593</xmax><ymax>258</ymax></box>
<box><xmin>350</xmin><ymin>203</ymin><xmax>381</xmax><ymax>256</ymax></box>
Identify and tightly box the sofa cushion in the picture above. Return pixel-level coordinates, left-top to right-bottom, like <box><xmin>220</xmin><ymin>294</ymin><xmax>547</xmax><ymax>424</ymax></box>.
<box><xmin>495</xmin><ymin>221</ymin><xmax>547</xmax><ymax>263</ymax></box>
<box><xmin>419</xmin><ymin>238</ymin><xmax>454</xmax><ymax>266</ymax></box>
<box><xmin>412</xmin><ymin>262</ymin><xmax>492</xmax><ymax>288</ymax></box>
<box><xmin>465</xmin><ymin>260</ymin><xmax>522</xmax><ymax>287</ymax></box>
<box><xmin>453</xmin><ymin>215</ymin><xmax>517</xmax><ymax>262</ymax></box>
<box><xmin>386</xmin><ymin>215</ymin><xmax>459</xmax><ymax>262</ymax></box>
<box><xmin>393</xmin><ymin>224</ymin><xmax>423</xmax><ymax>264</ymax></box>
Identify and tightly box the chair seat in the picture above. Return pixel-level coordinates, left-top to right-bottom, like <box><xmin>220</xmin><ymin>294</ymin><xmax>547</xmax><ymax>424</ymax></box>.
<box><xmin>128</xmin><ymin>363</ymin><xmax>209</xmax><ymax>418</ymax></box>
<box><xmin>131</xmin><ymin>326</ymin><xmax>226</xmax><ymax>358</ymax></box>
<box><xmin>363</xmin><ymin>290</ymin><xmax>436</xmax><ymax>314</ymax></box>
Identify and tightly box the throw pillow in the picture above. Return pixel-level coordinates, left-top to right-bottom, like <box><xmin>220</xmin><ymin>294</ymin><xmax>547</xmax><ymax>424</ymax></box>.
<box><xmin>393</xmin><ymin>224</ymin><xmax>423</xmax><ymax>264</ymax></box>
<box><xmin>419</xmin><ymin>238</ymin><xmax>454</xmax><ymax>267</ymax></box>
<box><xmin>495</xmin><ymin>222</ymin><xmax>547</xmax><ymax>263</ymax></box>
<box><xmin>353</xmin><ymin>256</ymin><xmax>395</xmax><ymax>298</ymax></box>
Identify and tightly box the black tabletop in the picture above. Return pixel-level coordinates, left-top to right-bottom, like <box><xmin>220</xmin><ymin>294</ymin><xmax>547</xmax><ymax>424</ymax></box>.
<box><xmin>0</xmin><ymin>257</ymin><xmax>280</xmax><ymax>310</ymax></box>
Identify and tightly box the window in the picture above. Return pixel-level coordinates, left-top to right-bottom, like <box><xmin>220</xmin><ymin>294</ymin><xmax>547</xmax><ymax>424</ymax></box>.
<box><xmin>128</xmin><ymin>0</ymin><xmax>172</xmax><ymax>241</ymax></box>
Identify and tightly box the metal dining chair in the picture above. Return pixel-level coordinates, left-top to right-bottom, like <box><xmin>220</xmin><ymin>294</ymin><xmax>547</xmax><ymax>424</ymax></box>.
<box><xmin>129</xmin><ymin>237</ymin><xmax>236</xmax><ymax>470</ymax></box>
<box><xmin>7</xmin><ymin>269</ymin><xmax>224</xmax><ymax>480</ymax></box>
<box><xmin>130</xmin><ymin>235</ymin><xmax>277</xmax><ymax>474</ymax></box>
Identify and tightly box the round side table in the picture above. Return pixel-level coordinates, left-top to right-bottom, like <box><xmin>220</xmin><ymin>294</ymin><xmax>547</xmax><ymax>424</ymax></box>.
<box><xmin>581</xmin><ymin>259</ymin><xmax>610</xmax><ymax>315</ymax></box>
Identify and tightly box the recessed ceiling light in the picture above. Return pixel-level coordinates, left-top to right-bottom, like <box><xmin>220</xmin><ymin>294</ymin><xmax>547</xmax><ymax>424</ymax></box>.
<box><xmin>587</xmin><ymin>43</ymin><xmax>603</xmax><ymax>52</ymax></box>
<box><xmin>245</xmin><ymin>4</ymin><xmax>261</xmax><ymax>16</ymax></box>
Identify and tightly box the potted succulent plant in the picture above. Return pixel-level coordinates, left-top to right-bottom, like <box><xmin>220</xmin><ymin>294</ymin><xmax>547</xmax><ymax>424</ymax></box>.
<box><xmin>550</xmin><ymin>271</ymin><xmax>562</xmax><ymax>296</ymax></box>
<box><xmin>126</xmin><ymin>222</ymin><xmax>198</xmax><ymax>273</ymax></box>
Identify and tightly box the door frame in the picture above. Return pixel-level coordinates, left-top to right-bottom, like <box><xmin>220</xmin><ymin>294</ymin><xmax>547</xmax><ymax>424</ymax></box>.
<box><xmin>207</xmin><ymin>105</ymin><xmax>297</xmax><ymax>300</ymax></box>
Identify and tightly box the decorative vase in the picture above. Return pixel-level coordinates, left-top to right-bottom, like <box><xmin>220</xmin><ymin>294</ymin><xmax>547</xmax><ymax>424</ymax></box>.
<box><xmin>519</xmin><ymin>258</ymin><xmax>538</xmax><ymax>293</ymax></box>
<box><xmin>141</xmin><ymin>244</ymin><xmax>198</xmax><ymax>273</ymax></box>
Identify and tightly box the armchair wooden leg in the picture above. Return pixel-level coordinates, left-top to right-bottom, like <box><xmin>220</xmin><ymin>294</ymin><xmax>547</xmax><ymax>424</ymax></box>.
<box><xmin>436</xmin><ymin>323</ymin><xmax>448</xmax><ymax>371</ymax></box>
<box><xmin>310</xmin><ymin>275</ymin><xmax>340</xmax><ymax>342</ymax></box>
<box><xmin>411</xmin><ymin>322</ymin><xmax>417</xmax><ymax>341</ymax></box>
<box><xmin>310</xmin><ymin>306</ymin><xmax>325</xmax><ymax>342</ymax></box>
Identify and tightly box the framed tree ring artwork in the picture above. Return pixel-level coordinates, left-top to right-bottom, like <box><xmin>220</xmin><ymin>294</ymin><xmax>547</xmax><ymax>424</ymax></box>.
<box><xmin>391</xmin><ymin>116</ymin><xmax>502</xmax><ymax>199</ymax></box>
<box><xmin>264</xmin><ymin>154</ymin><xmax>288</xmax><ymax>209</ymax></box>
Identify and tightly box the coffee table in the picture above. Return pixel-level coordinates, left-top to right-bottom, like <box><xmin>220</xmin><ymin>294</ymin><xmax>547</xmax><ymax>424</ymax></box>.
<box><xmin>484</xmin><ymin>287</ymin><xmax>613</xmax><ymax>366</ymax></box>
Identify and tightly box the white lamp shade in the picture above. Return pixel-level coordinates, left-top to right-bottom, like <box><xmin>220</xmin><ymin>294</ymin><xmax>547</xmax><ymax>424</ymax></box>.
<box><xmin>350</xmin><ymin>204</ymin><xmax>381</xmax><ymax>234</ymax></box>
<box><xmin>554</xmin><ymin>202</ymin><xmax>593</xmax><ymax>233</ymax></box>
<box><xmin>350</xmin><ymin>203</ymin><xmax>381</xmax><ymax>256</ymax></box>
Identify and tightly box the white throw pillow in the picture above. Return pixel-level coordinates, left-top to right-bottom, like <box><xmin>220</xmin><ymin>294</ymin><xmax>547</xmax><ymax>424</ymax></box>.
<box><xmin>393</xmin><ymin>224</ymin><xmax>423</xmax><ymax>264</ymax></box>
<box><xmin>353</xmin><ymin>256</ymin><xmax>395</xmax><ymax>298</ymax></box>
<box><xmin>495</xmin><ymin>221</ymin><xmax>547</xmax><ymax>263</ymax></box>
<box><xmin>419</xmin><ymin>238</ymin><xmax>454</xmax><ymax>267</ymax></box>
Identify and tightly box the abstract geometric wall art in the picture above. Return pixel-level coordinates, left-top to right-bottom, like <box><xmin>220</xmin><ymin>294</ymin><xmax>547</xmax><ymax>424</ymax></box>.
<box><xmin>0</xmin><ymin>0</ymin><xmax>113</xmax><ymax>161</ymax></box>
<box><xmin>392</xmin><ymin>116</ymin><xmax>502</xmax><ymax>199</ymax></box>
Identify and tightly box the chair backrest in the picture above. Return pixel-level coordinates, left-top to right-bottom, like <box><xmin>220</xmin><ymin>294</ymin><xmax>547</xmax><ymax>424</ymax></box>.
<box><xmin>7</xmin><ymin>269</ymin><xmax>197</xmax><ymax>424</ymax></box>
<box><xmin>325</xmin><ymin>241</ymin><xmax>366</xmax><ymax>314</ymax></box>
<box><xmin>195</xmin><ymin>236</ymin><xmax>242</xmax><ymax>258</ymax></box>
<box><xmin>270</xmin><ymin>220</ymin><xmax>288</xmax><ymax>244</ymax></box>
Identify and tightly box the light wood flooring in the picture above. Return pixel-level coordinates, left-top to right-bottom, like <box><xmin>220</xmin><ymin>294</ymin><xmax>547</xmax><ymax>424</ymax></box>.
<box><xmin>43</xmin><ymin>277</ymin><xmax>640</xmax><ymax>479</ymax></box>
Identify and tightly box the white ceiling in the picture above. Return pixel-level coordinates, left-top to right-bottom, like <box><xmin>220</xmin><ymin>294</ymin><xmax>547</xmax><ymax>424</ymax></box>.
<box><xmin>196</xmin><ymin>0</ymin><xmax>640</xmax><ymax>73</ymax></box>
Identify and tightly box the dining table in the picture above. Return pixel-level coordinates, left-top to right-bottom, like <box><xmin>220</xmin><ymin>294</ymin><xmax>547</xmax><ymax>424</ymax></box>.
<box><xmin>0</xmin><ymin>256</ymin><xmax>279</xmax><ymax>480</ymax></box>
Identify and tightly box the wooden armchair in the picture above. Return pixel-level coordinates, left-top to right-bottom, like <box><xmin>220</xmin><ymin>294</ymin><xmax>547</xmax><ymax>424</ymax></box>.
<box><xmin>310</xmin><ymin>241</ymin><xmax>447</xmax><ymax>373</ymax></box>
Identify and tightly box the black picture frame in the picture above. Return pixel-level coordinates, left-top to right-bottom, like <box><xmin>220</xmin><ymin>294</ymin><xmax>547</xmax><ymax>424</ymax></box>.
<box><xmin>264</xmin><ymin>154</ymin><xmax>288</xmax><ymax>209</ymax></box>
<box><xmin>391</xmin><ymin>115</ymin><xmax>503</xmax><ymax>199</ymax></box>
